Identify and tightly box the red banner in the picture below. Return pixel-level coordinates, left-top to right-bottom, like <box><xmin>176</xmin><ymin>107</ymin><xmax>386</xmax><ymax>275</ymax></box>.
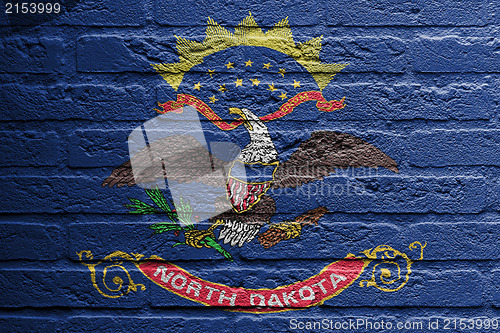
<box><xmin>138</xmin><ymin>256</ymin><xmax>366</xmax><ymax>313</ymax></box>
<box><xmin>155</xmin><ymin>92</ymin><xmax>346</xmax><ymax>131</ymax></box>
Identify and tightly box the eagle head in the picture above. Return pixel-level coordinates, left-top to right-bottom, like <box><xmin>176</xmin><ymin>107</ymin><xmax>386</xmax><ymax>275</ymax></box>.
<box><xmin>229</xmin><ymin>107</ymin><xmax>278</xmax><ymax>164</ymax></box>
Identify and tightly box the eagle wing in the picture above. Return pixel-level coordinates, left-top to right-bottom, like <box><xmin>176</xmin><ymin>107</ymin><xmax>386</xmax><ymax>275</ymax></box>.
<box><xmin>102</xmin><ymin>134</ymin><xmax>231</xmax><ymax>188</ymax></box>
<box><xmin>271</xmin><ymin>131</ymin><xmax>398</xmax><ymax>189</ymax></box>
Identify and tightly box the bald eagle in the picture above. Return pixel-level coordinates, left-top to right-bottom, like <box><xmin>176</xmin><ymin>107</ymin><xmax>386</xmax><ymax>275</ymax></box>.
<box><xmin>103</xmin><ymin>107</ymin><xmax>398</xmax><ymax>248</ymax></box>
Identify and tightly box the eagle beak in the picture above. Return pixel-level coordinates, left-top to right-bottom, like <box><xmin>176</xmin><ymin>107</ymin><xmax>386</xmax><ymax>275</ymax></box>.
<box><xmin>229</xmin><ymin>107</ymin><xmax>253</xmax><ymax>131</ymax></box>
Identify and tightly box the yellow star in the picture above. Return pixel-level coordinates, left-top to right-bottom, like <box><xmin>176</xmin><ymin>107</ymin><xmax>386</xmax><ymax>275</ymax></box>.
<box><xmin>218</xmin><ymin>84</ymin><xmax>227</xmax><ymax>92</ymax></box>
<box><xmin>263</xmin><ymin>63</ymin><xmax>272</xmax><ymax>69</ymax></box>
<box><xmin>193</xmin><ymin>82</ymin><xmax>202</xmax><ymax>91</ymax></box>
<box><xmin>292</xmin><ymin>80</ymin><xmax>301</xmax><ymax>89</ymax></box>
<box><xmin>244</xmin><ymin>59</ymin><xmax>253</xmax><ymax>67</ymax></box>
<box><xmin>234</xmin><ymin>78</ymin><xmax>243</xmax><ymax>87</ymax></box>
<box><xmin>225</xmin><ymin>61</ymin><xmax>234</xmax><ymax>69</ymax></box>
<box><xmin>278</xmin><ymin>92</ymin><xmax>287</xmax><ymax>100</ymax></box>
<box><xmin>209</xmin><ymin>95</ymin><xmax>218</xmax><ymax>103</ymax></box>
<box><xmin>267</xmin><ymin>83</ymin><xmax>277</xmax><ymax>92</ymax></box>
<box><xmin>207</xmin><ymin>69</ymin><xmax>215</xmax><ymax>77</ymax></box>
<box><xmin>278</xmin><ymin>68</ymin><xmax>286</xmax><ymax>77</ymax></box>
<box><xmin>250</xmin><ymin>78</ymin><xmax>261</xmax><ymax>86</ymax></box>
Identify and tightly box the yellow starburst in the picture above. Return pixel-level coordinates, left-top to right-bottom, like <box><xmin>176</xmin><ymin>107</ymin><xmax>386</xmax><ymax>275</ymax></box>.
<box><xmin>244</xmin><ymin>59</ymin><xmax>254</xmax><ymax>67</ymax></box>
<box><xmin>278</xmin><ymin>68</ymin><xmax>286</xmax><ymax>77</ymax></box>
<box><xmin>292</xmin><ymin>80</ymin><xmax>301</xmax><ymax>89</ymax></box>
<box><xmin>267</xmin><ymin>83</ymin><xmax>277</xmax><ymax>92</ymax></box>
<box><xmin>263</xmin><ymin>63</ymin><xmax>272</xmax><ymax>69</ymax></box>
<box><xmin>209</xmin><ymin>95</ymin><xmax>218</xmax><ymax>103</ymax></box>
<box><xmin>207</xmin><ymin>69</ymin><xmax>215</xmax><ymax>77</ymax></box>
<box><xmin>250</xmin><ymin>78</ymin><xmax>261</xmax><ymax>86</ymax></box>
<box><xmin>193</xmin><ymin>82</ymin><xmax>202</xmax><ymax>90</ymax></box>
<box><xmin>152</xmin><ymin>13</ymin><xmax>348</xmax><ymax>91</ymax></box>
<box><xmin>225</xmin><ymin>62</ymin><xmax>234</xmax><ymax>69</ymax></box>
<box><xmin>234</xmin><ymin>78</ymin><xmax>243</xmax><ymax>87</ymax></box>
<box><xmin>218</xmin><ymin>84</ymin><xmax>227</xmax><ymax>92</ymax></box>
<box><xmin>278</xmin><ymin>92</ymin><xmax>287</xmax><ymax>100</ymax></box>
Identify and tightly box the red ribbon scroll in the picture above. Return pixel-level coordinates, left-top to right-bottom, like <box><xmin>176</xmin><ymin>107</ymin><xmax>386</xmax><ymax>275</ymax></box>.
<box><xmin>138</xmin><ymin>256</ymin><xmax>365</xmax><ymax>313</ymax></box>
<box><xmin>155</xmin><ymin>91</ymin><xmax>346</xmax><ymax>131</ymax></box>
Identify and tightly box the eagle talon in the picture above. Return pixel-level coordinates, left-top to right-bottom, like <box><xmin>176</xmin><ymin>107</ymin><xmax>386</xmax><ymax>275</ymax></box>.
<box><xmin>185</xmin><ymin>229</ymin><xmax>216</xmax><ymax>249</ymax></box>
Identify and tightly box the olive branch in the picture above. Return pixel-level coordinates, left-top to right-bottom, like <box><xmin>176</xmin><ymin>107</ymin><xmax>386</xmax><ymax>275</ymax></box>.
<box><xmin>125</xmin><ymin>188</ymin><xmax>233</xmax><ymax>261</ymax></box>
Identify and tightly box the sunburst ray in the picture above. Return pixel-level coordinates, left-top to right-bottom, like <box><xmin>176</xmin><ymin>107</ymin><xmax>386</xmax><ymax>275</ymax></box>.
<box><xmin>152</xmin><ymin>12</ymin><xmax>348</xmax><ymax>91</ymax></box>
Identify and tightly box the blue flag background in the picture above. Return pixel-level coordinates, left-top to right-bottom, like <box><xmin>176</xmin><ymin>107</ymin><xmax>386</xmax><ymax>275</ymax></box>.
<box><xmin>1</xmin><ymin>0</ymin><xmax>499</xmax><ymax>332</ymax></box>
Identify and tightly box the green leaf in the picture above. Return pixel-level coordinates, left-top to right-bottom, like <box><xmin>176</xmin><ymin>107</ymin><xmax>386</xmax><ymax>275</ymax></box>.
<box><xmin>124</xmin><ymin>198</ymin><xmax>160</xmax><ymax>215</ymax></box>
<box><xmin>146</xmin><ymin>188</ymin><xmax>172</xmax><ymax>212</ymax></box>
<box><xmin>176</xmin><ymin>196</ymin><xmax>194</xmax><ymax>228</ymax></box>
<box><xmin>149</xmin><ymin>222</ymin><xmax>175</xmax><ymax>230</ymax></box>
<box><xmin>202</xmin><ymin>236</ymin><xmax>234</xmax><ymax>262</ymax></box>
<box><xmin>149</xmin><ymin>222</ymin><xmax>182</xmax><ymax>234</ymax></box>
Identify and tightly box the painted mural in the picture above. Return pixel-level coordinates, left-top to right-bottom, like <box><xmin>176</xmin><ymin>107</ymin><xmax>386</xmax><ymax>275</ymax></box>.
<box><xmin>79</xmin><ymin>13</ymin><xmax>425</xmax><ymax>313</ymax></box>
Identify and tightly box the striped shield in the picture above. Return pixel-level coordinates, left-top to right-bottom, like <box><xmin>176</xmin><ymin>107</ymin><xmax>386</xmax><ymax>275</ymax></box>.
<box><xmin>226</xmin><ymin>160</ymin><xmax>278</xmax><ymax>213</ymax></box>
<box><xmin>227</xmin><ymin>178</ymin><xmax>271</xmax><ymax>213</ymax></box>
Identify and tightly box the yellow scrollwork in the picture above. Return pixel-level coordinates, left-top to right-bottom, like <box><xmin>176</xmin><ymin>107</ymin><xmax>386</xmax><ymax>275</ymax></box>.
<box><xmin>359</xmin><ymin>241</ymin><xmax>426</xmax><ymax>292</ymax></box>
<box><xmin>77</xmin><ymin>250</ymin><xmax>146</xmax><ymax>299</ymax></box>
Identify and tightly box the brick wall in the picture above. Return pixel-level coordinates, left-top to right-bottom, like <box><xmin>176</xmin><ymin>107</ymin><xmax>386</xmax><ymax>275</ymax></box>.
<box><xmin>0</xmin><ymin>0</ymin><xmax>499</xmax><ymax>332</ymax></box>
